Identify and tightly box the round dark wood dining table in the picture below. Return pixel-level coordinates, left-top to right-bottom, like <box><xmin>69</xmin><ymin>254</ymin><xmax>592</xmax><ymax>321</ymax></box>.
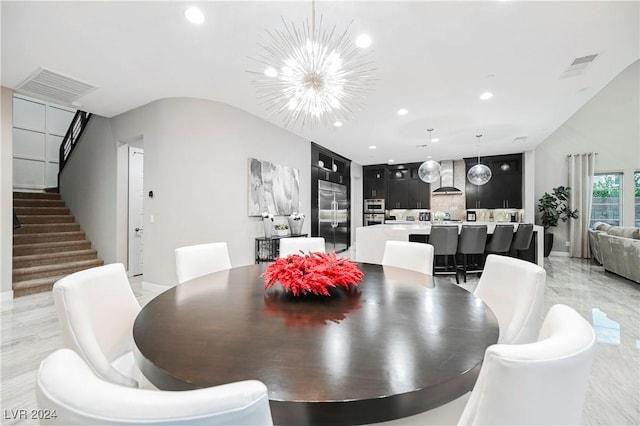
<box><xmin>133</xmin><ymin>263</ymin><xmax>499</xmax><ymax>426</ymax></box>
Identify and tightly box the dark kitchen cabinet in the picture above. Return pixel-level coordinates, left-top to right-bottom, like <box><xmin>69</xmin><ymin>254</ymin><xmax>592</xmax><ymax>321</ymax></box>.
<box><xmin>363</xmin><ymin>168</ymin><xmax>387</xmax><ymax>199</ymax></box>
<box><xmin>408</xmin><ymin>179</ymin><xmax>431</xmax><ymax>209</ymax></box>
<box><xmin>387</xmin><ymin>179</ymin><xmax>409</xmax><ymax>209</ymax></box>
<box><xmin>363</xmin><ymin>164</ymin><xmax>430</xmax><ymax>209</ymax></box>
<box><xmin>313</xmin><ymin>146</ymin><xmax>347</xmax><ymax>184</ymax></box>
<box><xmin>464</xmin><ymin>154</ymin><xmax>522</xmax><ymax>209</ymax></box>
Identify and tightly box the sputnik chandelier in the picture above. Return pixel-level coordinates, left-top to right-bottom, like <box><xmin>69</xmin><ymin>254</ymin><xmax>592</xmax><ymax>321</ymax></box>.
<box><xmin>248</xmin><ymin>0</ymin><xmax>376</xmax><ymax>129</ymax></box>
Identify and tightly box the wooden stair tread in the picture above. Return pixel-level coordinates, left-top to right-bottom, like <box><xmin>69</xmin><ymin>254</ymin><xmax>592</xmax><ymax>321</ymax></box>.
<box><xmin>13</xmin><ymin>192</ymin><xmax>61</xmax><ymax>200</ymax></box>
<box><xmin>16</xmin><ymin>215</ymin><xmax>75</xmax><ymax>224</ymax></box>
<box><xmin>14</xmin><ymin>207</ymin><xmax>70</xmax><ymax>215</ymax></box>
<box><xmin>14</xmin><ymin>249</ymin><xmax>98</xmax><ymax>262</ymax></box>
<box><xmin>13</xmin><ymin>275</ymin><xmax>66</xmax><ymax>297</ymax></box>
<box><xmin>13</xmin><ymin>199</ymin><xmax>66</xmax><ymax>207</ymax></box>
<box><xmin>12</xmin><ymin>240</ymin><xmax>92</xmax><ymax>251</ymax></box>
<box><xmin>13</xmin><ymin>231</ymin><xmax>86</xmax><ymax>245</ymax></box>
<box><xmin>13</xmin><ymin>259</ymin><xmax>105</xmax><ymax>281</ymax></box>
<box><xmin>13</xmin><ymin>249</ymin><xmax>99</xmax><ymax>269</ymax></box>
<box><xmin>14</xmin><ymin>223</ymin><xmax>81</xmax><ymax>234</ymax></box>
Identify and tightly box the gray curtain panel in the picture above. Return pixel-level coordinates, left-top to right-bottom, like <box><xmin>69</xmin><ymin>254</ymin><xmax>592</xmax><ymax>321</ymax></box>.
<box><xmin>568</xmin><ymin>153</ymin><xmax>596</xmax><ymax>258</ymax></box>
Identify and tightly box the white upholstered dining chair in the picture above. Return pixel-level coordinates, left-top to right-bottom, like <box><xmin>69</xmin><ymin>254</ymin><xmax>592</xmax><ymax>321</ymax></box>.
<box><xmin>36</xmin><ymin>348</ymin><xmax>274</xmax><ymax>425</ymax></box>
<box><xmin>382</xmin><ymin>241</ymin><xmax>434</xmax><ymax>275</ymax></box>
<box><xmin>278</xmin><ymin>237</ymin><xmax>325</xmax><ymax>257</ymax></box>
<box><xmin>474</xmin><ymin>254</ymin><xmax>546</xmax><ymax>344</ymax></box>
<box><xmin>52</xmin><ymin>263</ymin><xmax>144</xmax><ymax>388</ymax></box>
<box><xmin>175</xmin><ymin>242</ymin><xmax>232</xmax><ymax>284</ymax></box>
<box><xmin>372</xmin><ymin>304</ymin><xmax>595</xmax><ymax>426</ymax></box>
<box><xmin>458</xmin><ymin>304</ymin><xmax>596</xmax><ymax>425</ymax></box>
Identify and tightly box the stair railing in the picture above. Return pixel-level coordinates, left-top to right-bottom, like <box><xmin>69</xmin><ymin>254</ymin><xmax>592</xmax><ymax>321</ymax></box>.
<box><xmin>58</xmin><ymin>110</ymin><xmax>92</xmax><ymax>187</ymax></box>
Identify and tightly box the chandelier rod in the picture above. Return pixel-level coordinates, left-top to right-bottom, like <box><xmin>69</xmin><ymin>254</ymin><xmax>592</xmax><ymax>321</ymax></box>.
<box><xmin>476</xmin><ymin>134</ymin><xmax>483</xmax><ymax>164</ymax></box>
<box><xmin>311</xmin><ymin>0</ymin><xmax>316</xmax><ymax>38</ymax></box>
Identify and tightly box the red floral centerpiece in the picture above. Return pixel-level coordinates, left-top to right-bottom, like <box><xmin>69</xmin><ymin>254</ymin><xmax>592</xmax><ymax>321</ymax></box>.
<box><xmin>261</xmin><ymin>252</ymin><xmax>363</xmax><ymax>296</ymax></box>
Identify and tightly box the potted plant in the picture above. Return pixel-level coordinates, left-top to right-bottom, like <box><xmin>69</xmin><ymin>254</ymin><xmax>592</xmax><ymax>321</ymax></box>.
<box><xmin>274</xmin><ymin>223</ymin><xmax>289</xmax><ymax>237</ymax></box>
<box><xmin>537</xmin><ymin>186</ymin><xmax>579</xmax><ymax>256</ymax></box>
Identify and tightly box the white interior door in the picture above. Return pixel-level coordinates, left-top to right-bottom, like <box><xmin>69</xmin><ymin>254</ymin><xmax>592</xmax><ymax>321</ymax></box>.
<box><xmin>128</xmin><ymin>147</ymin><xmax>144</xmax><ymax>276</ymax></box>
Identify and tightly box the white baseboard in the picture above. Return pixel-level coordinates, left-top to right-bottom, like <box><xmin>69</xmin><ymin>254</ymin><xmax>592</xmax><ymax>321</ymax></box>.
<box><xmin>0</xmin><ymin>290</ymin><xmax>14</xmax><ymax>310</ymax></box>
<box><xmin>550</xmin><ymin>251</ymin><xmax>570</xmax><ymax>257</ymax></box>
<box><xmin>142</xmin><ymin>281</ymin><xmax>171</xmax><ymax>294</ymax></box>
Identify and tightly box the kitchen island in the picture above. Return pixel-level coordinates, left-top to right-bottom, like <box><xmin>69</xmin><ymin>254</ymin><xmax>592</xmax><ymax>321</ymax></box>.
<box><xmin>355</xmin><ymin>222</ymin><xmax>544</xmax><ymax>267</ymax></box>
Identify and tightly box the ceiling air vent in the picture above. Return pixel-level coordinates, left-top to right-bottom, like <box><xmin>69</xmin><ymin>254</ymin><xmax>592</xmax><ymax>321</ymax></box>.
<box><xmin>560</xmin><ymin>53</ymin><xmax>599</xmax><ymax>78</ymax></box>
<box><xmin>571</xmin><ymin>54</ymin><xmax>598</xmax><ymax>66</ymax></box>
<box><xmin>512</xmin><ymin>136</ymin><xmax>527</xmax><ymax>144</ymax></box>
<box><xmin>15</xmin><ymin>67</ymin><xmax>98</xmax><ymax>104</ymax></box>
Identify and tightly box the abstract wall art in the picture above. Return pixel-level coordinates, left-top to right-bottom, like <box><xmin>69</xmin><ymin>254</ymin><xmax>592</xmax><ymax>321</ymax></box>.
<box><xmin>248</xmin><ymin>157</ymin><xmax>300</xmax><ymax>216</ymax></box>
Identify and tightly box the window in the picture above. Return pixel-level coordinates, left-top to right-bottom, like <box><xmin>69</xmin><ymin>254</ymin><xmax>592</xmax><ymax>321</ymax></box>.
<box><xmin>635</xmin><ymin>172</ymin><xmax>640</xmax><ymax>227</ymax></box>
<box><xmin>591</xmin><ymin>173</ymin><xmax>622</xmax><ymax>227</ymax></box>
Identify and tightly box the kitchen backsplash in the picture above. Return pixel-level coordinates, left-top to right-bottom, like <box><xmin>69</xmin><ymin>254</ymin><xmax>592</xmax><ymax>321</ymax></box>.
<box><xmin>429</xmin><ymin>160</ymin><xmax>466</xmax><ymax>220</ymax></box>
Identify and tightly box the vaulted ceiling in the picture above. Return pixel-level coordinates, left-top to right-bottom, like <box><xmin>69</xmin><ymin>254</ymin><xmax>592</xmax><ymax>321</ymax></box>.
<box><xmin>2</xmin><ymin>1</ymin><xmax>638</xmax><ymax>165</ymax></box>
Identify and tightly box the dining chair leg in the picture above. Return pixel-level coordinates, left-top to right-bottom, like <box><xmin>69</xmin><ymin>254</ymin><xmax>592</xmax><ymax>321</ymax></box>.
<box><xmin>453</xmin><ymin>255</ymin><xmax>459</xmax><ymax>284</ymax></box>
<box><xmin>462</xmin><ymin>254</ymin><xmax>468</xmax><ymax>283</ymax></box>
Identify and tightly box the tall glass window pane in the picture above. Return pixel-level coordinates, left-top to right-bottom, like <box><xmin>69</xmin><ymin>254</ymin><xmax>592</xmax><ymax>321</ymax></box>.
<box><xmin>591</xmin><ymin>173</ymin><xmax>622</xmax><ymax>227</ymax></box>
<box><xmin>635</xmin><ymin>172</ymin><xmax>640</xmax><ymax>227</ymax></box>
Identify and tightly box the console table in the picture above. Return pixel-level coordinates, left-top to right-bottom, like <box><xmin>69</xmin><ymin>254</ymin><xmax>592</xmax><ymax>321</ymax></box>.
<box><xmin>255</xmin><ymin>234</ymin><xmax>308</xmax><ymax>263</ymax></box>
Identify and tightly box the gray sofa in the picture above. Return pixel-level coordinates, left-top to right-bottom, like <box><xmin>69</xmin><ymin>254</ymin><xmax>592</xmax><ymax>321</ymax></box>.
<box><xmin>589</xmin><ymin>222</ymin><xmax>640</xmax><ymax>283</ymax></box>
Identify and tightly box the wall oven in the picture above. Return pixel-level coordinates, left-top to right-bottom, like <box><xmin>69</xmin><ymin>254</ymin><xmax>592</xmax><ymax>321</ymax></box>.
<box><xmin>364</xmin><ymin>199</ymin><xmax>385</xmax><ymax>213</ymax></box>
<box><xmin>364</xmin><ymin>213</ymin><xmax>385</xmax><ymax>226</ymax></box>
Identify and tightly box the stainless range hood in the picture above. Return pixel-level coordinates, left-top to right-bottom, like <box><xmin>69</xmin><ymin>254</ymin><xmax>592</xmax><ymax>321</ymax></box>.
<box><xmin>432</xmin><ymin>160</ymin><xmax>462</xmax><ymax>195</ymax></box>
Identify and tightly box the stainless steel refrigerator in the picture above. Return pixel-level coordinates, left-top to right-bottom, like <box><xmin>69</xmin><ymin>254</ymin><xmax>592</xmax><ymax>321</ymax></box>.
<box><xmin>318</xmin><ymin>180</ymin><xmax>349</xmax><ymax>253</ymax></box>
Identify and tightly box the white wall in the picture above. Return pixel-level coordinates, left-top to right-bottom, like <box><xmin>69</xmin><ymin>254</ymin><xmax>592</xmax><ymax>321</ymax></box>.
<box><xmin>59</xmin><ymin>116</ymin><xmax>119</xmax><ymax>264</ymax></box>
<box><xmin>535</xmin><ymin>60</ymin><xmax>640</xmax><ymax>252</ymax></box>
<box><xmin>109</xmin><ymin>98</ymin><xmax>311</xmax><ymax>287</ymax></box>
<box><xmin>1</xmin><ymin>87</ymin><xmax>14</xmax><ymax>300</ymax></box>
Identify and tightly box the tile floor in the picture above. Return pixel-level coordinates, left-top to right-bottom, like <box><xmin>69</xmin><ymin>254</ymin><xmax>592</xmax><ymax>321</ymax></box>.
<box><xmin>1</xmin><ymin>258</ymin><xmax>638</xmax><ymax>425</ymax></box>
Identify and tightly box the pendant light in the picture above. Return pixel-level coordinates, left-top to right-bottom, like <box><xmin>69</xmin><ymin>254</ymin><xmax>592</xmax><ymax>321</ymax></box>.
<box><xmin>418</xmin><ymin>129</ymin><xmax>441</xmax><ymax>183</ymax></box>
<box><xmin>467</xmin><ymin>134</ymin><xmax>492</xmax><ymax>185</ymax></box>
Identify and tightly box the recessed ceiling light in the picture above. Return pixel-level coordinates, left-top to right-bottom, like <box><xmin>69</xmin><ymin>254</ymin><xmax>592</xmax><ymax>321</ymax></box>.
<box><xmin>369</xmin><ymin>145</ymin><xmax>376</xmax><ymax>150</ymax></box>
<box><xmin>334</xmin><ymin>121</ymin><xmax>343</xmax><ymax>127</ymax></box>
<box><xmin>388</xmin><ymin>159</ymin><xmax>395</xmax><ymax>163</ymax></box>
<box><xmin>264</xmin><ymin>67</ymin><xmax>278</xmax><ymax>78</ymax></box>
<box><xmin>184</xmin><ymin>7</ymin><xmax>205</xmax><ymax>24</ymax></box>
<box><xmin>432</xmin><ymin>138</ymin><xmax>440</xmax><ymax>143</ymax></box>
<box><xmin>355</xmin><ymin>34</ymin><xmax>372</xmax><ymax>48</ymax></box>
<box><xmin>397</xmin><ymin>108</ymin><xmax>408</xmax><ymax>116</ymax></box>
<box><xmin>480</xmin><ymin>92</ymin><xmax>493</xmax><ymax>100</ymax></box>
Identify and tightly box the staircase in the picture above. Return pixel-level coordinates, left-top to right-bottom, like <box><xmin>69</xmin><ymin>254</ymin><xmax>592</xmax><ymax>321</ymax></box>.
<box><xmin>13</xmin><ymin>192</ymin><xmax>104</xmax><ymax>297</ymax></box>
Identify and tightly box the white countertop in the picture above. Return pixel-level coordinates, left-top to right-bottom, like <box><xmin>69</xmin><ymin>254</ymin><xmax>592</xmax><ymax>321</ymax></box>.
<box><xmin>377</xmin><ymin>221</ymin><xmax>528</xmax><ymax>230</ymax></box>
<box><xmin>355</xmin><ymin>222</ymin><xmax>544</xmax><ymax>267</ymax></box>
